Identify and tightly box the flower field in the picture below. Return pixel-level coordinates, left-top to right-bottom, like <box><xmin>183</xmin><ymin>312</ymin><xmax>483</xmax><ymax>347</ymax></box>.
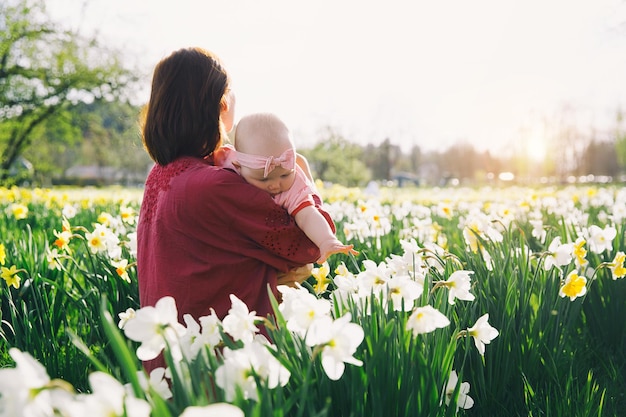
<box><xmin>0</xmin><ymin>184</ymin><xmax>625</xmax><ymax>416</ymax></box>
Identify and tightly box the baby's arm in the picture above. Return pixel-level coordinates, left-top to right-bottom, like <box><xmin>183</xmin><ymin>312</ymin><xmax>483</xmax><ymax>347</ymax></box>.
<box><xmin>294</xmin><ymin>205</ymin><xmax>357</xmax><ymax>263</ymax></box>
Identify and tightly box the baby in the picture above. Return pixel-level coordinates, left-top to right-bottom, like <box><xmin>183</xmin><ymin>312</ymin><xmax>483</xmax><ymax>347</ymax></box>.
<box><xmin>213</xmin><ymin>112</ymin><xmax>356</xmax><ymax>263</ymax></box>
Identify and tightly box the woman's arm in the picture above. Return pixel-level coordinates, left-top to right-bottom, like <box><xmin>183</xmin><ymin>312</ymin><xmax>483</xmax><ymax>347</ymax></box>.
<box><xmin>205</xmin><ymin>169</ymin><xmax>322</xmax><ymax>269</ymax></box>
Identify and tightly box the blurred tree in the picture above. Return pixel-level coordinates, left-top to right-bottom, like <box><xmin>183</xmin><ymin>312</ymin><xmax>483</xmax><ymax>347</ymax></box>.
<box><xmin>551</xmin><ymin>106</ymin><xmax>589</xmax><ymax>179</ymax></box>
<box><xmin>583</xmin><ymin>139</ymin><xmax>620</xmax><ymax>177</ymax></box>
<box><xmin>22</xmin><ymin>100</ymin><xmax>151</xmax><ymax>185</ymax></box>
<box><xmin>614</xmin><ymin>109</ymin><xmax>626</xmax><ymax>174</ymax></box>
<box><xmin>438</xmin><ymin>141</ymin><xmax>479</xmax><ymax>181</ymax></box>
<box><xmin>0</xmin><ymin>0</ymin><xmax>137</xmax><ymax>185</ymax></box>
<box><xmin>363</xmin><ymin>138</ymin><xmax>402</xmax><ymax>181</ymax></box>
<box><xmin>301</xmin><ymin>127</ymin><xmax>371</xmax><ymax>187</ymax></box>
<box><xmin>408</xmin><ymin>144</ymin><xmax>421</xmax><ymax>174</ymax></box>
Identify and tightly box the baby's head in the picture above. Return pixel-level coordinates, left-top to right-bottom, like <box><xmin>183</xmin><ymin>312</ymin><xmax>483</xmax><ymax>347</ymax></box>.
<box><xmin>233</xmin><ymin>113</ymin><xmax>297</xmax><ymax>195</ymax></box>
<box><xmin>234</xmin><ymin>112</ymin><xmax>294</xmax><ymax>157</ymax></box>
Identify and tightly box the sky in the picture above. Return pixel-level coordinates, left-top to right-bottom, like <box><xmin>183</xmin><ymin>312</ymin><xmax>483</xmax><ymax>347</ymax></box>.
<box><xmin>47</xmin><ymin>0</ymin><xmax>626</xmax><ymax>157</ymax></box>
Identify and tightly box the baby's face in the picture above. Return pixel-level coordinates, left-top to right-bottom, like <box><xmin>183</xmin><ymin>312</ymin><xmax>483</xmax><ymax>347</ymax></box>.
<box><xmin>240</xmin><ymin>165</ymin><xmax>296</xmax><ymax>196</ymax></box>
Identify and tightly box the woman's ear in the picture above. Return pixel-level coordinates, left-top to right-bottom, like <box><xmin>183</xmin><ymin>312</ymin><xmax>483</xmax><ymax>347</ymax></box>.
<box><xmin>220</xmin><ymin>97</ymin><xmax>229</xmax><ymax>112</ymax></box>
<box><xmin>220</xmin><ymin>91</ymin><xmax>236</xmax><ymax>133</ymax></box>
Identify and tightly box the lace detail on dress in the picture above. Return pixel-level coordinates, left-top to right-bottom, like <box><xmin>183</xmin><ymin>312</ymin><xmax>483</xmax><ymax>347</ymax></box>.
<box><xmin>141</xmin><ymin>158</ymin><xmax>195</xmax><ymax>224</ymax></box>
<box><xmin>261</xmin><ymin>204</ymin><xmax>304</xmax><ymax>257</ymax></box>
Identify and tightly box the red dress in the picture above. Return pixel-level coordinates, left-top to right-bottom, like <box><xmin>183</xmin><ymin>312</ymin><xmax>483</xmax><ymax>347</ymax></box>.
<box><xmin>137</xmin><ymin>156</ymin><xmax>331</xmax><ymax>372</ymax></box>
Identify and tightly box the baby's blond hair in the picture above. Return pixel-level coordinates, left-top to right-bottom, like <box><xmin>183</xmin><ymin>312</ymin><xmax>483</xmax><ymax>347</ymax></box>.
<box><xmin>234</xmin><ymin>113</ymin><xmax>294</xmax><ymax>158</ymax></box>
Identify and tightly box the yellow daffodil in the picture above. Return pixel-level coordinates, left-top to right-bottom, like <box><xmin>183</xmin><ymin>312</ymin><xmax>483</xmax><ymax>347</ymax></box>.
<box><xmin>572</xmin><ymin>237</ymin><xmax>588</xmax><ymax>268</ymax></box>
<box><xmin>559</xmin><ymin>270</ymin><xmax>587</xmax><ymax>301</ymax></box>
<box><xmin>86</xmin><ymin>233</ymin><xmax>106</xmax><ymax>254</ymax></box>
<box><xmin>61</xmin><ymin>217</ymin><xmax>72</xmax><ymax>232</ymax></box>
<box><xmin>609</xmin><ymin>252</ymin><xmax>626</xmax><ymax>280</ymax></box>
<box><xmin>97</xmin><ymin>212</ymin><xmax>113</xmax><ymax>226</ymax></box>
<box><xmin>1</xmin><ymin>265</ymin><xmax>21</xmax><ymax>289</ymax></box>
<box><xmin>311</xmin><ymin>262</ymin><xmax>332</xmax><ymax>295</ymax></box>
<box><xmin>0</xmin><ymin>243</ymin><xmax>5</xmax><ymax>265</ymax></box>
<box><xmin>53</xmin><ymin>230</ymin><xmax>72</xmax><ymax>252</ymax></box>
<box><xmin>120</xmin><ymin>206</ymin><xmax>136</xmax><ymax>225</ymax></box>
<box><xmin>112</xmin><ymin>259</ymin><xmax>131</xmax><ymax>283</ymax></box>
<box><xmin>9</xmin><ymin>203</ymin><xmax>28</xmax><ymax>220</ymax></box>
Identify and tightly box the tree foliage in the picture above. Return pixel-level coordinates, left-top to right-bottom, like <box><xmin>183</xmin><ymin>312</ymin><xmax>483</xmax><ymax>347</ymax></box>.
<box><xmin>22</xmin><ymin>99</ymin><xmax>152</xmax><ymax>185</ymax></box>
<box><xmin>0</xmin><ymin>0</ymin><xmax>138</xmax><ymax>184</ymax></box>
<box><xmin>301</xmin><ymin>128</ymin><xmax>371</xmax><ymax>187</ymax></box>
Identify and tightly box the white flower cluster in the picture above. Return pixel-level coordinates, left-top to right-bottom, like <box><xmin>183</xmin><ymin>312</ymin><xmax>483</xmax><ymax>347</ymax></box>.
<box><xmin>539</xmin><ymin>224</ymin><xmax>625</xmax><ymax>300</ymax></box>
<box><xmin>0</xmin><ymin>348</ymin><xmax>242</xmax><ymax>417</ymax></box>
<box><xmin>1</xmin><ymin>238</ymin><xmax>503</xmax><ymax>415</ymax></box>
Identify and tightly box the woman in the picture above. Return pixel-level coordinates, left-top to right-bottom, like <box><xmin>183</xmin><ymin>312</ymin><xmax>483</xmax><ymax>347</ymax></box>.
<box><xmin>137</xmin><ymin>47</ymin><xmax>329</xmax><ymax>372</ymax></box>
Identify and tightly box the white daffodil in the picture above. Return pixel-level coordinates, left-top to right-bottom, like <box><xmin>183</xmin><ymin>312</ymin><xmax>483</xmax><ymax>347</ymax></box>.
<box><xmin>331</xmin><ymin>263</ymin><xmax>360</xmax><ymax>305</ymax></box>
<box><xmin>529</xmin><ymin>219</ymin><xmax>546</xmax><ymax>243</ymax></box>
<box><xmin>123</xmin><ymin>296</ymin><xmax>186</xmax><ymax>361</ymax></box>
<box><xmin>387</xmin><ymin>241</ymin><xmax>432</xmax><ymax>282</ymax></box>
<box><xmin>467</xmin><ymin>313</ymin><xmax>499</xmax><ymax>356</ymax></box>
<box><xmin>221</xmin><ymin>294</ymin><xmax>261</xmax><ymax>344</ymax></box>
<box><xmin>126</xmin><ymin>231</ymin><xmax>138</xmax><ymax>258</ymax></box>
<box><xmin>62</xmin><ymin>203</ymin><xmax>78</xmax><ymax>219</ymax></box>
<box><xmin>215</xmin><ymin>339</ymin><xmax>289</xmax><ymax>402</ymax></box>
<box><xmin>587</xmin><ymin>224</ymin><xmax>617</xmax><ymax>254</ymax></box>
<box><xmin>97</xmin><ymin>212</ymin><xmax>113</xmax><ymax>226</ymax></box>
<box><xmin>306</xmin><ymin>314</ymin><xmax>364</xmax><ymax>381</ymax></box>
<box><xmin>214</xmin><ymin>346</ymin><xmax>259</xmax><ymax>402</ymax></box>
<box><xmin>441</xmin><ymin>270</ymin><xmax>476</xmax><ymax>305</ymax></box>
<box><xmin>179</xmin><ymin>310</ymin><xmax>223</xmax><ymax>360</ymax></box>
<box><xmin>244</xmin><ymin>339</ymin><xmax>291</xmax><ymax>390</ymax></box>
<box><xmin>279</xmin><ymin>286</ymin><xmax>331</xmax><ymax>337</ymax></box>
<box><xmin>85</xmin><ymin>228</ymin><xmax>107</xmax><ymax>254</ymax></box>
<box><xmin>356</xmin><ymin>259</ymin><xmax>391</xmax><ymax>298</ymax></box>
<box><xmin>72</xmin><ymin>372</ymin><xmax>151</xmax><ymax>417</ymax></box>
<box><xmin>46</xmin><ymin>247</ymin><xmax>64</xmax><ymax>271</ymax></box>
<box><xmin>136</xmin><ymin>367</ymin><xmax>172</xmax><ymax>400</ymax></box>
<box><xmin>543</xmin><ymin>236</ymin><xmax>573</xmax><ymax>271</ymax></box>
<box><xmin>406</xmin><ymin>305</ymin><xmax>450</xmax><ymax>336</ymax></box>
<box><xmin>120</xmin><ymin>205</ymin><xmax>136</xmax><ymax>225</ymax></box>
<box><xmin>0</xmin><ymin>348</ymin><xmax>55</xmax><ymax>417</ymax></box>
<box><xmin>198</xmin><ymin>309</ymin><xmax>224</xmax><ymax>348</ymax></box>
<box><xmin>445</xmin><ymin>370</ymin><xmax>474</xmax><ymax>411</ymax></box>
<box><xmin>117</xmin><ymin>307</ymin><xmax>136</xmax><ymax>329</ymax></box>
<box><xmin>386</xmin><ymin>274</ymin><xmax>423</xmax><ymax>312</ymax></box>
<box><xmin>179</xmin><ymin>403</ymin><xmax>244</xmax><ymax>417</ymax></box>
<box><xmin>8</xmin><ymin>203</ymin><xmax>28</xmax><ymax>220</ymax></box>
<box><xmin>90</xmin><ymin>222</ymin><xmax>122</xmax><ymax>259</ymax></box>
<box><xmin>180</xmin><ymin>314</ymin><xmax>202</xmax><ymax>360</ymax></box>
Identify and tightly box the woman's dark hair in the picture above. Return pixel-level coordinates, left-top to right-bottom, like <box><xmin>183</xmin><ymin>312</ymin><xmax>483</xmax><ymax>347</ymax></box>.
<box><xmin>141</xmin><ymin>47</ymin><xmax>230</xmax><ymax>165</ymax></box>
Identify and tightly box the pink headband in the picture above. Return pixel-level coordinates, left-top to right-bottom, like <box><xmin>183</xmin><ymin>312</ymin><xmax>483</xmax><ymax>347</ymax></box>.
<box><xmin>235</xmin><ymin>148</ymin><xmax>296</xmax><ymax>178</ymax></box>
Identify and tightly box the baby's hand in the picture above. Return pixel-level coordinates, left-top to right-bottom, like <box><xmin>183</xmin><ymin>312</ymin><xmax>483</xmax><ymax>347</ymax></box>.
<box><xmin>317</xmin><ymin>241</ymin><xmax>359</xmax><ymax>264</ymax></box>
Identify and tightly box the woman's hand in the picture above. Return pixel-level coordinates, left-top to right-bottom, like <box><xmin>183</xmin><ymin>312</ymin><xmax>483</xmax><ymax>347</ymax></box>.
<box><xmin>277</xmin><ymin>263</ymin><xmax>313</xmax><ymax>287</ymax></box>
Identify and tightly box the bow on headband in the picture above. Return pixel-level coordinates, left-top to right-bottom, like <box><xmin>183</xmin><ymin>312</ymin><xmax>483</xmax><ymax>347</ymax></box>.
<box><xmin>235</xmin><ymin>147</ymin><xmax>296</xmax><ymax>178</ymax></box>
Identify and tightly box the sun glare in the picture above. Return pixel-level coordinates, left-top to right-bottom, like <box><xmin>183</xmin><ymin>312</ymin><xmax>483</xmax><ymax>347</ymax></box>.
<box><xmin>526</xmin><ymin>132</ymin><xmax>547</xmax><ymax>162</ymax></box>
